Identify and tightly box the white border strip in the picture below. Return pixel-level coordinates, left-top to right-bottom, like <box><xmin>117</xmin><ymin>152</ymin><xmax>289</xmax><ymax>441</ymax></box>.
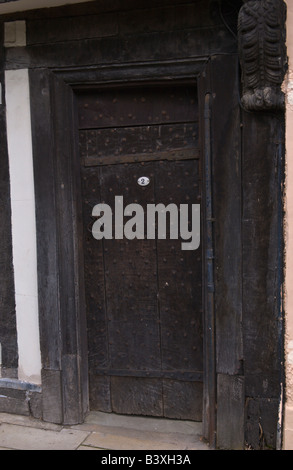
<box><xmin>5</xmin><ymin>69</ymin><xmax>41</xmax><ymax>384</ymax></box>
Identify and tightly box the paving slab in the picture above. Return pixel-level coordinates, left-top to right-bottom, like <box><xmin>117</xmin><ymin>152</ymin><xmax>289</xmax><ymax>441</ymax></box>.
<box><xmin>80</xmin><ymin>411</ymin><xmax>201</xmax><ymax>435</ymax></box>
<box><xmin>0</xmin><ymin>423</ymin><xmax>90</xmax><ymax>450</ymax></box>
<box><xmin>0</xmin><ymin>412</ymin><xmax>62</xmax><ymax>431</ymax></box>
<box><xmin>78</xmin><ymin>445</ymin><xmax>102</xmax><ymax>450</ymax></box>
<box><xmin>0</xmin><ymin>411</ymin><xmax>210</xmax><ymax>451</ymax></box>
<box><xmin>81</xmin><ymin>427</ymin><xmax>208</xmax><ymax>451</ymax></box>
<box><xmin>73</xmin><ymin>412</ymin><xmax>207</xmax><ymax>450</ymax></box>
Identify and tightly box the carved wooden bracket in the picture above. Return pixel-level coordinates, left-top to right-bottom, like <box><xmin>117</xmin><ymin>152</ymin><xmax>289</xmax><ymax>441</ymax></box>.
<box><xmin>238</xmin><ymin>0</ymin><xmax>287</xmax><ymax>111</ymax></box>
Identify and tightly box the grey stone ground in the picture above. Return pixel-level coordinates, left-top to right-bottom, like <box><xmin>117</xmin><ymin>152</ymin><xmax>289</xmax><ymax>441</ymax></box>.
<box><xmin>0</xmin><ymin>411</ymin><xmax>210</xmax><ymax>451</ymax></box>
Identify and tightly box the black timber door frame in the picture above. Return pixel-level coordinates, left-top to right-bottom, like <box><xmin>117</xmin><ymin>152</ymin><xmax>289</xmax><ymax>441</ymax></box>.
<box><xmin>199</xmin><ymin>55</ymin><xmax>243</xmax><ymax>449</ymax></box>
<box><xmin>29</xmin><ymin>56</ymin><xmax>242</xmax><ymax>446</ymax></box>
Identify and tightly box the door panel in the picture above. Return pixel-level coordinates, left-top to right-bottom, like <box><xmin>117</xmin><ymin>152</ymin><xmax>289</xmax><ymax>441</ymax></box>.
<box><xmin>78</xmin><ymin>85</ymin><xmax>203</xmax><ymax>420</ymax></box>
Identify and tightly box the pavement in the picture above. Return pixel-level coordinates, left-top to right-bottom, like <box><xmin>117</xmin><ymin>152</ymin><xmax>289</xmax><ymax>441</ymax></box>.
<box><xmin>2</xmin><ymin>407</ymin><xmax>293</xmax><ymax>451</ymax></box>
<box><xmin>0</xmin><ymin>410</ymin><xmax>210</xmax><ymax>451</ymax></box>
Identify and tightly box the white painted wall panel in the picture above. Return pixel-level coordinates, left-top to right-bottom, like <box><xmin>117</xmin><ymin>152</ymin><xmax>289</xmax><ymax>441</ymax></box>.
<box><xmin>5</xmin><ymin>69</ymin><xmax>41</xmax><ymax>384</ymax></box>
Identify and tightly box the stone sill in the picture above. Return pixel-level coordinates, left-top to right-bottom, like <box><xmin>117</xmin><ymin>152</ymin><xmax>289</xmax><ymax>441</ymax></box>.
<box><xmin>0</xmin><ymin>377</ymin><xmax>42</xmax><ymax>419</ymax></box>
<box><xmin>0</xmin><ymin>377</ymin><xmax>41</xmax><ymax>392</ymax></box>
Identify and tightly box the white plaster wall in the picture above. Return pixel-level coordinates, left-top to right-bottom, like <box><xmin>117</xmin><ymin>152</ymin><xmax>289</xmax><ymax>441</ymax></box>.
<box><xmin>5</xmin><ymin>69</ymin><xmax>41</xmax><ymax>385</ymax></box>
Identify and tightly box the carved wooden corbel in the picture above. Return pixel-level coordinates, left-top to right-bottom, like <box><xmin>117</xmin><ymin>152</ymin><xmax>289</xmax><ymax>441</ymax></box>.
<box><xmin>238</xmin><ymin>0</ymin><xmax>287</xmax><ymax>111</ymax></box>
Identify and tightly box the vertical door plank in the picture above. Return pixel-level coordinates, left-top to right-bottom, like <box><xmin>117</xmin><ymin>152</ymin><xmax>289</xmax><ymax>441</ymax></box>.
<box><xmin>81</xmin><ymin>165</ymin><xmax>111</xmax><ymax>411</ymax></box>
<box><xmin>155</xmin><ymin>159</ymin><xmax>203</xmax><ymax>419</ymax></box>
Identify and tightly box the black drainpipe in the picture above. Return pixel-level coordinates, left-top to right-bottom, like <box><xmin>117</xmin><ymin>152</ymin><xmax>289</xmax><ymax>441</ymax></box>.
<box><xmin>203</xmin><ymin>92</ymin><xmax>217</xmax><ymax>448</ymax></box>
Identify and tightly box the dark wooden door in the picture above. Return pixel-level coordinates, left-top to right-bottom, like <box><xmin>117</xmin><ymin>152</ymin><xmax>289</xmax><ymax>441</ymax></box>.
<box><xmin>78</xmin><ymin>85</ymin><xmax>203</xmax><ymax>420</ymax></box>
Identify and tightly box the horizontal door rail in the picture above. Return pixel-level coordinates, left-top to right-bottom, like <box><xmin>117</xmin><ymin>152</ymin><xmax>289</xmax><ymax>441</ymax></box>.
<box><xmin>83</xmin><ymin>147</ymin><xmax>200</xmax><ymax>167</ymax></box>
